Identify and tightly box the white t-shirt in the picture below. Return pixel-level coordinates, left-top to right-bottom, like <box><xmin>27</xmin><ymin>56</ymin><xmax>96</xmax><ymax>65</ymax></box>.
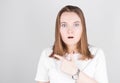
<box><xmin>35</xmin><ymin>46</ymin><xmax>108</xmax><ymax>83</ymax></box>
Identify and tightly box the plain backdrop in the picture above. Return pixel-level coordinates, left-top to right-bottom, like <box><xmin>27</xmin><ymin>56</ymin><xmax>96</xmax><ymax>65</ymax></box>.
<box><xmin>0</xmin><ymin>0</ymin><xmax>120</xmax><ymax>83</ymax></box>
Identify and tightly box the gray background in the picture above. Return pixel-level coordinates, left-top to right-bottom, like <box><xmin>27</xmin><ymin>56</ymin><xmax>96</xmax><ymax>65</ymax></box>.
<box><xmin>0</xmin><ymin>0</ymin><xmax>120</xmax><ymax>83</ymax></box>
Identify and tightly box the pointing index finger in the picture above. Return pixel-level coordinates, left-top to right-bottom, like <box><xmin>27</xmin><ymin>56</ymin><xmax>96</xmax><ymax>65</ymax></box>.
<box><xmin>54</xmin><ymin>54</ymin><xmax>64</xmax><ymax>60</ymax></box>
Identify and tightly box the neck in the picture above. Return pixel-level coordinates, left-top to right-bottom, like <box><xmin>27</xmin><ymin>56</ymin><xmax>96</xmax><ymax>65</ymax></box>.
<box><xmin>67</xmin><ymin>45</ymin><xmax>77</xmax><ymax>54</ymax></box>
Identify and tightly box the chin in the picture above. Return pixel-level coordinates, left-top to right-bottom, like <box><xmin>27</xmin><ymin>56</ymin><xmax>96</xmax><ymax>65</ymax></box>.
<box><xmin>66</xmin><ymin>43</ymin><xmax>77</xmax><ymax>46</ymax></box>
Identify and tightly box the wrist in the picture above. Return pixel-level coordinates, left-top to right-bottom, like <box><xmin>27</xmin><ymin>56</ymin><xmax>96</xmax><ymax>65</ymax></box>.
<box><xmin>72</xmin><ymin>68</ymin><xmax>80</xmax><ymax>80</ymax></box>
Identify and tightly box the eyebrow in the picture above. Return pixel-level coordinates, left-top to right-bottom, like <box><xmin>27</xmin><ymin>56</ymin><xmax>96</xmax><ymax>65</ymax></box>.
<box><xmin>74</xmin><ymin>21</ymin><xmax>80</xmax><ymax>23</ymax></box>
<box><xmin>60</xmin><ymin>22</ymin><xmax>67</xmax><ymax>24</ymax></box>
<box><xmin>61</xmin><ymin>21</ymin><xmax>80</xmax><ymax>24</ymax></box>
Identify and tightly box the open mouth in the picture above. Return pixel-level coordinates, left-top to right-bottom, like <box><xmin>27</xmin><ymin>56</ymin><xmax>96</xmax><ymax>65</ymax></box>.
<box><xmin>68</xmin><ymin>36</ymin><xmax>74</xmax><ymax>39</ymax></box>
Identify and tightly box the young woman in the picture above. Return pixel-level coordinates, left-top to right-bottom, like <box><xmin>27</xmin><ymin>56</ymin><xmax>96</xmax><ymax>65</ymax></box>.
<box><xmin>35</xmin><ymin>5</ymin><xmax>108</xmax><ymax>83</ymax></box>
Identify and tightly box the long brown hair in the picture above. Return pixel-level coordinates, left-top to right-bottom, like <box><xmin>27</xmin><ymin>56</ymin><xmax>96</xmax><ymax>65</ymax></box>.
<box><xmin>50</xmin><ymin>5</ymin><xmax>93</xmax><ymax>60</ymax></box>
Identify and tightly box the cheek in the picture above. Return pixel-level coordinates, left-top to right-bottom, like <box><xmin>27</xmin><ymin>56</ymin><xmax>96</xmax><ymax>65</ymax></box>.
<box><xmin>60</xmin><ymin>29</ymin><xmax>66</xmax><ymax>39</ymax></box>
<box><xmin>75</xmin><ymin>28</ymin><xmax>82</xmax><ymax>36</ymax></box>
<box><xmin>74</xmin><ymin>30</ymin><xmax>82</xmax><ymax>42</ymax></box>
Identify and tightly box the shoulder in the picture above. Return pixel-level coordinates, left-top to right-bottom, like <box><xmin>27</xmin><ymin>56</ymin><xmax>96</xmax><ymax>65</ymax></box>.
<box><xmin>41</xmin><ymin>47</ymin><xmax>53</xmax><ymax>57</ymax></box>
<box><xmin>39</xmin><ymin>47</ymin><xmax>54</xmax><ymax>68</ymax></box>
<box><xmin>88</xmin><ymin>45</ymin><xmax>105</xmax><ymax>58</ymax></box>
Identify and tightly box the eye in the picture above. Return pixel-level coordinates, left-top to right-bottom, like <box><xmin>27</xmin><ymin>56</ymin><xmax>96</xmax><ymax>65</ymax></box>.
<box><xmin>61</xmin><ymin>23</ymin><xmax>67</xmax><ymax>28</ymax></box>
<box><xmin>74</xmin><ymin>23</ymin><xmax>80</xmax><ymax>27</ymax></box>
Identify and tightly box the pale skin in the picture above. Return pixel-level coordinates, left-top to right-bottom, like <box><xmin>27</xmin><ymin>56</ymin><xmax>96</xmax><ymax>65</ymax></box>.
<box><xmin>38</xmin><ymin>12</ymin><xmax>98</xmax><ymax>83</ymax></box>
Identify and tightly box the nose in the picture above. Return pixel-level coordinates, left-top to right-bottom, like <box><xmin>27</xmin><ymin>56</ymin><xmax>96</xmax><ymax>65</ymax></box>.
<box><xmin>67</xmin><ymin>27</ymin><xmax>73</xmax><ymax>34</ymax></box>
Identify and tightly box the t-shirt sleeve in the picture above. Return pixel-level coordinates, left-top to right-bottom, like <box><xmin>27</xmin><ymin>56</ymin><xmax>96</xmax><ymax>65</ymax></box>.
<box><xmin>35</xmin><ymin>49</ymin><xmax>49</xmax><ymax>82</ymax></box>
<box><xmin>94</xmin><ymin>49</ymin><xmax>109</xmax><ymax>83</ymax></box>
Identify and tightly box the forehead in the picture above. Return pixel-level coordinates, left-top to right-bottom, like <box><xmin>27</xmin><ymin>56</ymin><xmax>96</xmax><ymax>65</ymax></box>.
<box><xmin>60</xmin><ymin>12</ymin><xmax>81</xmax><ymax>22</ymax></box>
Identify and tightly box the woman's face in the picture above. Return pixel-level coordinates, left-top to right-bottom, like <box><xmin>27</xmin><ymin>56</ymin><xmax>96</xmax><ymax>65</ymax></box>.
<box><xmin>60</xmin><ymin>12</ymin><xmax>82</xmax><ymax>47</ymax></box>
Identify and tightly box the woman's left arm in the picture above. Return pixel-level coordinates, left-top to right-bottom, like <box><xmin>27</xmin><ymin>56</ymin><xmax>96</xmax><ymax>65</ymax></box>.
<box><xmin>54</xmin><ymin>54</ymin><xmax>98</xmax><ymax>83</ymax></box>
<box><xmin>76</xmin><ymin>71</ymin><xmax>98</xmax><ymax>83</ymax></box>
<box><xmin>54</xmin><ymin>49</ymin><xmax>108</xmax><ymax>83</ymax></box>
